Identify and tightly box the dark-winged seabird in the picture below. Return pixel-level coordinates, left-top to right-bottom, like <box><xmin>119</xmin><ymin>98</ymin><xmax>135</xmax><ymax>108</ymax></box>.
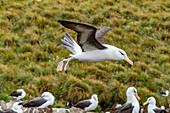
<box><xmin>9</xmin><ymin>89</ymin><xmax>26</xmax><ymax>101</ymax></box>
<box><xmin>115</xmin><ymin>103</ymin><xmax>134</xmax><ymax>113</ymax></box>
<box><xmin>19</xmin><ymin>92</ymin><xmax>54</xmax><ymax>108</ymax></box>
<box><xmin>72</xmin><ymin>94</ymin><xmax>98</xmax><ymax>111</ymax></box>
<box><xmin>2</xmin><ymin>102</ymin><xmax>23</xmax><ymax>113</ymax></box>
<box><xmin>143</xmin><ymin>97</ymin><xmax>168</xmax><ymax>113</ymax></box>
<box><xmin>158</xmin><ymin>90</ymin><xmax>169</xmax><ymax>96</ymax></box>
<box><xmin>57</xmin><ymin>20</ymin><xmax>133</xmax><ymax>71</ymax></box>
<box><xmin>115</xmin><ymin>87</ymin><xmax>140</xmax><ymax>113</ymax></box>
<box><xmin>153</xmin><ymin>108</ymin><xmax>167</xmax><ymax>113</ymax></box>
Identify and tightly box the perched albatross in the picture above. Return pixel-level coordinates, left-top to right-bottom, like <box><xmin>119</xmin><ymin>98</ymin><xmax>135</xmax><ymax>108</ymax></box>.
<box><xmin>57</xmin><ymin>20</ymin><xmax>133</xmax><ymax>71</ymax></box>
<box><xmin>143</xmin><ymin>97</ymin><xmax>167</xmax><ymax>113</ymax></box>
<box><xmin>9</xmin><ymin>89</ymin><xmax>26</xmax><ymax>101</ymax></box>
<box><xmin>72</xmin><ymin>94</ymin><xmax>98</xmax><ymax>111</ymax></box>
<box><xmin>2</xmin><ymin>102</ymin><xmax>23</xmax><ymax>113</ymax></box>
<box><xmin>158</xmin><ymin>90</ymin><xmax>169</xmax><ymax>96</ymax></box>
<box><xmin>19</xmin><ymin>92</ymin><xmax>54</xmax><ymax>108</ymax></box>
<box><xmin>115</xmin><ymin>87</ymin><xmax>140</xmax><ymax>113</ymax></box>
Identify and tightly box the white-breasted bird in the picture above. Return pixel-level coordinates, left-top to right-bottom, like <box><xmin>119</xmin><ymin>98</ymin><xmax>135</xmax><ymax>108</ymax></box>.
<box><xmin>115</xmin><ymin>87</ymin><xmax>140</xmax><ymax>113</ymax></box>
<box><xmin>57</xmin><ymin>20</ymin><xmax>133</xmax><ymax>71</ymax></box>
<box><xmin>72</xmin><ymin>94</ymin><xmax>98</xmax><ymax>111</ymax></box>
<box><xmin>143</xmin><ymin>97</ymin><xmax>167</xmax><ymax>113</ymax></box>
<box><xmin>158</xmin><ymin>90</ymin><xmax>169</xmax><ymax>96</ymax></box>
<box><xmin>9</xmin><ymin>89</ymin><xmax>26</xmax><ymax>101</ymax></box>
<box><xmin>19</xmin><ymin>92</ymin><xmax>54</xmax><ymax>108</ymax></box>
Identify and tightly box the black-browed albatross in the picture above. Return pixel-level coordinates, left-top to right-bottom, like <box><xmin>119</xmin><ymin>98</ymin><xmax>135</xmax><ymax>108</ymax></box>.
<box><xmin>57</xmin><ymin>20</ymin><xmax>133</xmax><ymax>71</ymax></box>
<box><xmin>19</xmin><ymin>92</ymin><xmax>54</xmax><ymax>108</ymax></box>
<box><xmin>9</xmin><ymin>89</ymin><xmax>26</xmax><ymax>101</ymax></box>
<box><xmin>158</xmin><ymin>90</ymin><xmax>169</xmax><ymax>96</ymax></box>
<box><xmin>143</xmin><ymin>97</ymin><xmax>167</xmax><ymax>113</ymax></box>
<box><xmin>115</xmin><ymin>87</ymin><xmax>140</xmax><ymax>113</ymax></box>
<box><xmin>72</xmin><ymin>94</ymin><xmax>98</xmax><ymax>111</ymax></box>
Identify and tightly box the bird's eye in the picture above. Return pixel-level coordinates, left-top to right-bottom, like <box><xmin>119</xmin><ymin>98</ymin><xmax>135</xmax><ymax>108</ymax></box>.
<box><xmin>119</xmin><ymin>51</ymin><xmax>124</xmax><ymax>55</ymax></box>
<box><xmin>133</xmin><ymin>89</ymin><xmax>136</xmax><ymax>93</ymax></box>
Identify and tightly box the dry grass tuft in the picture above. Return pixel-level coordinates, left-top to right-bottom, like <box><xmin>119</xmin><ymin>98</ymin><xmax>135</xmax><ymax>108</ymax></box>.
<box><xmin>0</xmin><ymin>0</ymin><xmax>169</xmax><ymax>111</ymax></box>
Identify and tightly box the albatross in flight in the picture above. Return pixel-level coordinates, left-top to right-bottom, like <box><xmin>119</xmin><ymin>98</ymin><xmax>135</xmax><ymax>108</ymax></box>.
<box><xmin>115</xmin><ymin>87</ymin><xmax>140</xmax><ymax>113</ymax></box>
<box><xmin>57</xmin><ymin>20</ymin><xmax>133</xmax><ymax>71</ymax></box>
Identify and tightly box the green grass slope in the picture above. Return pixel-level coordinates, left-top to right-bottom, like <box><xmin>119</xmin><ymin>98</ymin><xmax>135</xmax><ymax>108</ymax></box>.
<box><xmin>0</xmin><ymin>0</ymin><xmax>169</xmax><ymax>111</ymax></box>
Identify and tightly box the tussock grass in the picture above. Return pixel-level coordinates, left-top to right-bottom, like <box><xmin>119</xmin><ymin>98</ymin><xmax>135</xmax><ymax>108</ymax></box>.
<box><xmin>0</xmin><ymin>0</ymin><xmax>169</xmax><ymax>111</ymax></box>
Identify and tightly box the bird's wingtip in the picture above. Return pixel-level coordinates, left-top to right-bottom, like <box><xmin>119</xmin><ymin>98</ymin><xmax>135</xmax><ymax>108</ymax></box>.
<box><xmin>57</xmin><ymin>20</ymin><xmax>62</xmax><ymax>23</ymax></box>
<box><xmin>58</xmin><ymin>20</ymin><xmax>68</xmax><ymax>23</ymax></box>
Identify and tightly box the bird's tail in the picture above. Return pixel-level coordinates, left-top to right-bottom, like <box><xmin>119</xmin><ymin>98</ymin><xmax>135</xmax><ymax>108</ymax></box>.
<box><xmin>61</xmin><ymin>33</ymin><xmax>82</xmax><ymax>55</ymax></box>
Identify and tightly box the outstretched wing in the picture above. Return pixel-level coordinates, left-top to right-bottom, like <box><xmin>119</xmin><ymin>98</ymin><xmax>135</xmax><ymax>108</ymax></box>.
<box><xmin>96</xmin><ymin>27</ymin><xmax>111</xmax><ymax>44</ymax></box>
<box><xmin>58</xmin><ymin>20</ymin><xmax>107</xmax><ymax>52</ymax></box>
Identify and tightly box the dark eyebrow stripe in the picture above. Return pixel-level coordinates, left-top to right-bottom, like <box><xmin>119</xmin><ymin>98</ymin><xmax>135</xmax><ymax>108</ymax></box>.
<box><xmin>119</xmin><ymin>50</ymin><xmax>124</xmax><ymax>55</ymax></box>
<box><xmin>133</xmin><ymin>89</ymin><xmax>136</xmax><ymax>93</ymax></box>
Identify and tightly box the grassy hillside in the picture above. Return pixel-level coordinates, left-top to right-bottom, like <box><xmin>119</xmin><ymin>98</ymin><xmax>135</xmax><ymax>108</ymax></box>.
<box><xmin>0</xmin><ymin>0</ymin><xmax>169</xmax><ymax>112</ymax></box>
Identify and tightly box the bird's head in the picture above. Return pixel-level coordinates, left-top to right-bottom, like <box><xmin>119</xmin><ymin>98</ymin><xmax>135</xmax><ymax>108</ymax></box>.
<box><xmin>126</xmin><ymin>87</ymin><xmax>140</xmax><ymax>100</ymax></box>
<box><xmin>165</xmin><ymin>90</ymin><xmax>169</xmax><ymax>95</ymax></box>
<box><xmin>116</xmin><ymin>49</ymin><xmax>133</xmax><ymax>65</ymax></box>
<box><xmin>143</xmin><ymin>97</ymin><xmax>156</xmax><ymax>106</ymax></box>
<box><xmin>17</xmin><ymin>89</ymin><xmax>26</xmax><ymax>97</ymax></box>
<box><xmin>41</xmin><ymin>92</ymin><xmax>55</xmax><ymax>103</ymax></box>
<box><xmin>17</xmin><ymin>89</ymin><xmax>25</xmax><ymax>93</ymax></box>
<box><xmin>91</xmin><ymin>94</ymin><xmax>98</xmax><ymax>102</ymax></box>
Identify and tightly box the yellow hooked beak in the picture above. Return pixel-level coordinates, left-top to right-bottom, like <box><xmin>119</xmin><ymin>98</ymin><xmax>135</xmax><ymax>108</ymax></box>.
<box><xmin>135</xmin><ymin>93</ymin><xmax>140</xmax><ymax>100</ymax></box>
<box><xmin>125</xmin><ymin>56</ymin><xmax>133</xmax><ymax>65</ymax></box>
<box><xmin>143</xmin><ymin>101</ymin><xmax>149</xmax><ymax>106</ymax></box>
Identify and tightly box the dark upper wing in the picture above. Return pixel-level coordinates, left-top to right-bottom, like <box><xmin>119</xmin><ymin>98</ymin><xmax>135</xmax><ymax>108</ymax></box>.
<box><xmin>20</xmin><ymin>96</ymin><xmax>47</xmax><ymax>107</ymax></box>
<box><xmin>58</xmin><ymin>20</ymin><xmax>107</xmax><ymax>52</ymax></box>
<box><xmin>96</xmin><ymin>27</ymin><xmax>111</xmax><ymax>44</ymax></box>
<box><xmin>160</xmin><ymin>110</ymin><xmax>167</xmax><ymax>113</ymax></box>
<box><xmin>158</xmin><ymin>91</ymin><xmax>166</xmax><ymax>95</ymax></box>
<box><xmin>3</xmin><ymin>109</ymin><xmax>17</xmax><ymax>113</ymax></box>
<box><xmin>115</xmin><ymin>103</ymin><xmax>134</xmax><ymax>113</ymax></box>
<box><xmin>74</xmin><ymin>100</ymin><xmax>92</xmax><ymax>109</ymax></box>
<box><xmin>9</xmin><ymin>91</ymin><xmax>22</xmax><ymax>97</ymax></box>
<box><xmin>153</xmin><ymin>108</ymin><xmax>164</xmax><ymax>113</ymax></box>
